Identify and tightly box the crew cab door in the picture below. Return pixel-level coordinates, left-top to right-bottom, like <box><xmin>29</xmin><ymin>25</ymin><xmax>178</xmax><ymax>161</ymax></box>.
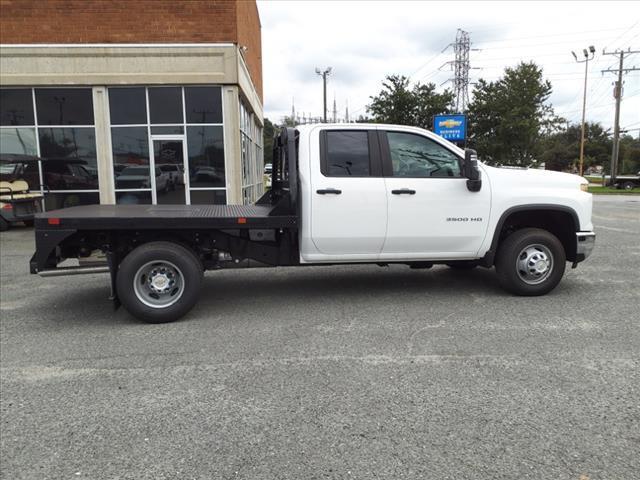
<box><xmin>379</xmin><ymin>129</ymin><xmax>490</xmax><ymax>258</ymax></box>
<box><xmin>308</xmin><ymin>129</ymin><xmax>387</xmax><ymax>256</ymax></box>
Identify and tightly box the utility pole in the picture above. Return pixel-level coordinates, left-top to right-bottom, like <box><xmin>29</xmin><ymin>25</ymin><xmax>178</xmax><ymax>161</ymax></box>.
<box><xmin>315</xmin><ymin>67</ymin><xmax>332</xmax><ymax>122</ymax></box>
<box><xmin>602</xmin><ymin>48</ymin><xmax>640</xmax><ymax>183</ymax></box>
<box><xmin>572</xmin><ymin>46</ymin><xmax>595</xmax><ymax>176</ymax></box>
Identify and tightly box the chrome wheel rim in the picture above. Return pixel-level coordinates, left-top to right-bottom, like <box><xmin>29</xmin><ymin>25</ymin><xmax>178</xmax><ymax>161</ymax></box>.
<box><xmin>516</xmin><ymin>244</ymin><xmax>554</xmax><ymax>285</ymax></box>
<box><xmin>133</xmin><ymin>260</ymin><xmax>185</xmax><ymax>309</ymax></box>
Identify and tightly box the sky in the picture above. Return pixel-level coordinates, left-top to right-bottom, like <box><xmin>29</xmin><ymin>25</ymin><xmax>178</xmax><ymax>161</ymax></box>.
<box><xmin>257</xmin><ymin>1</ymin><xmax>640</xmax><ymax>134</ymax></box>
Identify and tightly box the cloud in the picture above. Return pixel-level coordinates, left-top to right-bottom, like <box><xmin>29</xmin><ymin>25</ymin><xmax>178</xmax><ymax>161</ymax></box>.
<box><xmin>258</xmin><ymin>1</ymin><xmax>640</xmax><ymax>128</ymax></box>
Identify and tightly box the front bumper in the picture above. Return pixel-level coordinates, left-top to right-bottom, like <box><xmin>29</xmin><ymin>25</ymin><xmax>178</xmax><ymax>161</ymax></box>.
<box><xmin>574</xmin><ymin>231</ymin><xmax>595</xmax><ymax>264</ymax></box>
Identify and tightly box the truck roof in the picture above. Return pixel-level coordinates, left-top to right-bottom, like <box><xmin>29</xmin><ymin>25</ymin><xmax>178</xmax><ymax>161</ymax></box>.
<box><xmin>293</xmin><ymin>123</ymin><xmax>464</xmax><ymax>156</ymax></box>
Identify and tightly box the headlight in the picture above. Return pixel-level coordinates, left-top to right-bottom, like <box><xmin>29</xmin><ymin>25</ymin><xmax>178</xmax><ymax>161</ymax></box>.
<box><xmin>580</xmin><ymin>183</ymin><xmax>589</xmax><ymax>192</ymax></box>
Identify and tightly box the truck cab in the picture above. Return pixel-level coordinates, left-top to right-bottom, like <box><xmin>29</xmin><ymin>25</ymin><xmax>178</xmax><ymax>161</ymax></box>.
<box><xmin>295</xmin><ymin>124</ymin><xmax>594</xmax><ymax>265</ymax></box>
<box><xmin>30</xmin><ymin>124</ymin><xmax>595</xmax><ymax>323</ymax></box>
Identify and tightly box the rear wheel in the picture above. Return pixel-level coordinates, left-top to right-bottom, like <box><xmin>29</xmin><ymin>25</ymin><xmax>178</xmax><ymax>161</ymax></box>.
<box><xmin>495</xmin><ymin>228</ymin><xmax>566</xmax><ymax>296</ymax></box>
<box><xmin>0</xmin><ymin>216</ymin><xmax>9</xmax><ymax>232</ymax></box>
<box><xmin>622</xmin><ymin>181</ymin><xmax>635</xmax><ymax>191</ymax></box>
<box><xmin>117</xmin><ymin>241</ymin><xmax>203</xmax><ymax>323</ymax></box>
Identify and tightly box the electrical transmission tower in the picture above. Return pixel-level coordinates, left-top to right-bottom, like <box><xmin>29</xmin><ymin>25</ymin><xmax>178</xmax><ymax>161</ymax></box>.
<box><xmin>440</xmin><ymin>29</ymin><xmax>476</xmax><ymax>113</ymax></box>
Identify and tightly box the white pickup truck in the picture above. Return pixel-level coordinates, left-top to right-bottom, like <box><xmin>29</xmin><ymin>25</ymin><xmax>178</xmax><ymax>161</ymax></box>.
<box><xmin>31</xmin><ymin>124</ymin><xmax>595</xmax><ymax>323</ymax></box>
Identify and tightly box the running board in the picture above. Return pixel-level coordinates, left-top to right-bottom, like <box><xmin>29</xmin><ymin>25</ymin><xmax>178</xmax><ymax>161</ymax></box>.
<box><xmin>38</xmin><ymin>266</ymin><xmax>110</xmax><ymax>277</ymax></box>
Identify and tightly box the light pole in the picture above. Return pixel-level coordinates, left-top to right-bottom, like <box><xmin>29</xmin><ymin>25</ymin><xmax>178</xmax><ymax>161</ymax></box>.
<box><xmin>572</xmin><ymin>45</ymin><xmax>595</xmax><ymax>176</ymax></box>
<box><xmin>315</xmin><ymin>67</ymin><xmax>332</xmax><ymax>123</ymax></box>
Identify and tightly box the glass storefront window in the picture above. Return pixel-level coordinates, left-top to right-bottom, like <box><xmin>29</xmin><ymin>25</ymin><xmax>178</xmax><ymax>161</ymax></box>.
<box><xmin>148</xmin><ymin>87</ymin><xmax>183</xmax><ymax>124</ymax></box>
<box><xmin>190</xmin><ymin>189</ymin><xmax>226</xmax><ymax>205</ymax></box>
<box><xmin>239</xmin><ymin>100</ymin><xmax>264</xmax><ymax>203</ymax></box>
<box><xmin>111</xmin><ymin>127</ymin><xmax>150</xmax><ymax>190</ymax></box>
<box><xmin>187</xmin><ymin>126</ymin><xmax>225</xmax><ymax>188</ymax></box>
<box><xmin>0</xmin><ymin>128</ymin><xmax>37</xmax><ymax>155</ymax></box>
<box><xmin>0</xmin><ymin>89</ymin><xmax>35</xmax><ymax>126</ymax></box>
<box><xmin>44</xmin><ymin>191</ymin><xmax>100</xmax><ymax>210</ymax></box>
<box><xmin>39</xmin><ymin>128</ymin><xmax>98</xmax><ymax>190</ymax></box>
<box><xmin>185</xmin><ymin>87</ymin><xmax>222</xmax><ymax>124</ymax></box>
<box><xmin>35</xmin><ymin>88</ymin><xmax>94</xmax><ymax>126</ymax></box>
<box><xmin>106</xmin><ymin>85</ymin><xmax>227</xmax><ymax>206</ymax></box>
<box><xmin>116</xmin><ymin>191</ymin><xmax>152</xmax><ymax>205</ymax></box>
<box><xmin>1</xmin><ymin>87</ymin><xmax>98</xmax><ymax>210</ymax></box>
<box><xmin>150</xmin><ymin>126</ymin><xmax>184</xmax><ymax>135</ymax></box>
<box><xmin>108</xmin><ymin>88</ymin><xmax>147</xmax><ymax>125</ymax></box>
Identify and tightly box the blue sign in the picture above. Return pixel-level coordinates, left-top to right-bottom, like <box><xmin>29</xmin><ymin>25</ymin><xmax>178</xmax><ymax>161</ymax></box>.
<box><xmin>433</xmin><ymin>114</ymin><xmax>467</xmax><ymax>142</ymax></box>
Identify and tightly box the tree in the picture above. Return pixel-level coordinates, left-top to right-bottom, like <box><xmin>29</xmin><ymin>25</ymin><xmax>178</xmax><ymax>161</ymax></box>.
<box><xmin>262</xmin><ymin>117</ymin><xmax>276</xmax><ymax>166</ymax></box>
<box><xmin>540</xmin><ymin>122</ymin><xmax>612</xmax><ymax>172</ymax></box>
<box><xmin>367</xmin><ymin>75</ymin><xmax>454</xmax><ymax>129</ymax></box>
<box><xmin>467</xmin><ymin>62</ymin><xmax>558</xmax><ymax>167</ymax></box>
<box><xmin>619</xmin><ymin>134</ymin><xmax>640</xmax><ymax>174</ymax></box>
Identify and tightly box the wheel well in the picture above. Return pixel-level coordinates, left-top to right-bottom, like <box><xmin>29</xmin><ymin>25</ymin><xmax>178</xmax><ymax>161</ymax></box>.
<box><xmin>495</xmin><ymin>209</ymin><xmax>577</xmax><ymax>262</ymax></box>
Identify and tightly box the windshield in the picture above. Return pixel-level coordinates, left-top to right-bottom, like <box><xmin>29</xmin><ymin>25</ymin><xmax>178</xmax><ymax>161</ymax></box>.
<box><xmin>0</xmin><ymin>164</ymin><xmax>18</xmax><ymax>174</ymax></box>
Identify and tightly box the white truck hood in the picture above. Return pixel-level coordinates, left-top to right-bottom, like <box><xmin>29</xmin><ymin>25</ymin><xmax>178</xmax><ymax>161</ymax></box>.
<box><xmin>482</xmin><ymin>164</ymin><xmax>587</xmax><ymax>189</ymax></box>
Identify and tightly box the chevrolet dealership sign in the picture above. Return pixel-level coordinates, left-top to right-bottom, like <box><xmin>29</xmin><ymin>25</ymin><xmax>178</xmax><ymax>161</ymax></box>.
<box><xmin>433</xmin><ymin>114</ymin><xmax>467</xmax><ymax>142</ymax></box>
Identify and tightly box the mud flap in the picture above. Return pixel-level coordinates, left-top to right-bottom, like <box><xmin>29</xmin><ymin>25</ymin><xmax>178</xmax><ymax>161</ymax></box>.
<box><xmin>106</xmin><ymin>251</ymin><xmax>121</xmax><ymax>310</ymax></box>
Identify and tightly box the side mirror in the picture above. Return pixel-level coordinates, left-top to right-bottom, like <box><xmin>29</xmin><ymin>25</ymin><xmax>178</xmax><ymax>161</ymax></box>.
<box><xmin>463</xmin><ymin>148</ymin><xmax>482</xmax><ymax>192</ymax></box>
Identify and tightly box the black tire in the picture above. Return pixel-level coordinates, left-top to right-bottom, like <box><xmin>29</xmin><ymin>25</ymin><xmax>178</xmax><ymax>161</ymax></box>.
<box><xmin>622</xmin><ymin>181</ymin><xmax>635</xmax><ymax>191</ymax></box>
<box><xmin>446</xmin><ymin>261</ymin><xmax>478</xmax><ymax>270</ymax></box>
<box><xmin>495</xmin><ymin>228</ymin><xmax>566</xmax><ymax>296</ymax></box>
<box><xmin>116</xmin><ymin>241</ymin><xmax>203</xmax><ymax>323</ymax></box>
<box><xmin>0</xmin><ymin>216</ymin><xmax>9</xmax><ymax>232</ymax></box>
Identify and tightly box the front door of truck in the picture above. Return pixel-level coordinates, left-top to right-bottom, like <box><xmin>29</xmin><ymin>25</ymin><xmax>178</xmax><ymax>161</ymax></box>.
<box><xmin>379</xmin><ymin>129</ymin><xmax>491</xmax><ymax>258</ymax></box>
<box><xmin>309</xmin><ymin>129</ymin><xmax>387</xmax><ymax>256</ymax></box>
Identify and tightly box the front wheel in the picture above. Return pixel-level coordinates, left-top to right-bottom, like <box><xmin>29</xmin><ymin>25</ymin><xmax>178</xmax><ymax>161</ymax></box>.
<box><xmin>116</xmin><ymin>241</ymin><xmax>203</xmax><ymax>323</ymax></box>
<box><xmin>495</xmin><ymin>228</ymin><xmax>566</xmax><ymax>296</ymax></box>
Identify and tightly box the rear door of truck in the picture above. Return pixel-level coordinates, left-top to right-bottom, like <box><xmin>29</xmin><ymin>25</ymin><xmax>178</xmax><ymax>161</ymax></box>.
<box><xmin>309</xmin><ymin>128</ymin><xmax>387</xmax><ymax>256</ymax></box>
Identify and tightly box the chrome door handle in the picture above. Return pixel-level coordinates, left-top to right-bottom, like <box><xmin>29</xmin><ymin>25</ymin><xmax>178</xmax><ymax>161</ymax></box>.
<box><xmin>391</xmin><ymin>188</ymin><xmax>416</xmax><ymax>195</ymax></box>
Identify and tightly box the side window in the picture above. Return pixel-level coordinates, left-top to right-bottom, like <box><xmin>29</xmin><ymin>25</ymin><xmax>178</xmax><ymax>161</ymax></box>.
<box><xmin>387</xmin><ymin>131</ymin><xmax>461</xmax><ymax>178</ymax></box>
<box><xmin>323</xmin><ymin>130</ymin><xmax>370</xmax><ymax>177</ymax></box>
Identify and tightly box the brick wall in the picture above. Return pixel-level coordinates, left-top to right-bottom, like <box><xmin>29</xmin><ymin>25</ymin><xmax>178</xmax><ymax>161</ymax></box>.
<box><xmin>0</xmin><ymin>0</ymin><xmax>262</xmax><ymax>99</ymax></box>
<box><xmin>236</xmin><ymin>0</ymin><xmax>262</xmax><ymax>100</ymax></box>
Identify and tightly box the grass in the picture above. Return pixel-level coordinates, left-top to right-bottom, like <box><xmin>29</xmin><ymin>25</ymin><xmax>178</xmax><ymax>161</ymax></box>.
<box><xmin>588</xmin><ymin>186</ymin><xmax>639</xmax><ymax>195</ymax></box>
<box><xmin>585</xmin><ymin>175</ymin><xmax>604</xmax><ymax>185</ymax></box>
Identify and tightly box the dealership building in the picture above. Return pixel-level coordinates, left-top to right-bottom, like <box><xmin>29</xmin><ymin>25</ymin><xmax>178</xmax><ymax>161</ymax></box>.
<box><xmin>0</xmin><ymin>0</ymin><xmax>264</xmax><ymax>210</ymax></box>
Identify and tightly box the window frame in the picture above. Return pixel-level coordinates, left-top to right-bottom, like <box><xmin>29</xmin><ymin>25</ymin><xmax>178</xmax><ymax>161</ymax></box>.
<box><xmin>378</xmin><ymin>130</ymin><xmax>463</xmax><ymax>179</ymax></box>
<box><xmin>0</xmin><ymin>87</ymin><xmax>99</xmax><ymax>203</ymax></box>
<box><xmin>106</xmin><ymin>85</ymin><xmax>227</xmax><ymax>205</ymax></box>
<box><xmin>319</xmin><ymin>129</ymin><xmax>382</xmax><ymax>178</ymax></box>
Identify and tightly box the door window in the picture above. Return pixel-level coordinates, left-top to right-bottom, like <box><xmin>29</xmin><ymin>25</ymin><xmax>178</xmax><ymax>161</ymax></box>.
<box><xmin>323</xmin><ymin>131</ymin><xmax>370</xmax><ymax>177</ymax></box>
<box><xmin>153</xmin><ymin>139</ymin><xmax>186</xmax><ymax>205</ymax></box>
<box><xmin>387</xmin><ymin>131</ymin><xmax>461</xmax><ymax>178</ymax></box>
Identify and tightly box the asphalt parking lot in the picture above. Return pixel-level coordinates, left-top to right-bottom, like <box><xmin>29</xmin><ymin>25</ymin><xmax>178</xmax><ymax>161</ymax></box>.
<box><xmin>1</xmin><ymin>195</ymin><xmax>639</xmax><ymax>480</ymax></box>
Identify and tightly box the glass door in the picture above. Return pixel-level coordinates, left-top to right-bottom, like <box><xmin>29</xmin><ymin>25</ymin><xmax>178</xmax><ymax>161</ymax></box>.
<box><xmin>150</xmin><ymin>137</ymin><xmax>189</xmax><ymax>204</ymax></box>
